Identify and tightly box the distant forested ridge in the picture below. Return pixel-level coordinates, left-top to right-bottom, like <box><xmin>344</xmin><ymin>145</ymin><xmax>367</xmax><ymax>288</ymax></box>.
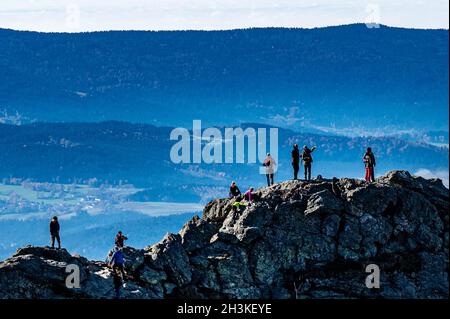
<box><xmin>0</xmin><ymin>24</ymin><xmax>448</xmax><ymax>132</ymax></box>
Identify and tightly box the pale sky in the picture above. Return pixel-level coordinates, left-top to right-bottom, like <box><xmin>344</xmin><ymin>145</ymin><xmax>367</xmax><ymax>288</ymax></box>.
<box><xmin>0</xmin><ymin>0</ymin><xmax>448</xmax><ymax>32</ymax></box>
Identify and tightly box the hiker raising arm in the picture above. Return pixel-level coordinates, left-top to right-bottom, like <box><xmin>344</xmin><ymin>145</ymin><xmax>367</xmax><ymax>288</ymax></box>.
<box><xmin>302</xmin><ymin>146</ymin><xmax>317</xmax><ymax>181</ymax></box>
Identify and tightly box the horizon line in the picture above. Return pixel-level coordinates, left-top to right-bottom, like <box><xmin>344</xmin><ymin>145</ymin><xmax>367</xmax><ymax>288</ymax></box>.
<box><xmin>1</xmin><ymin>22</ymin><xmax>449</xmax><ymax>34</ymax></box>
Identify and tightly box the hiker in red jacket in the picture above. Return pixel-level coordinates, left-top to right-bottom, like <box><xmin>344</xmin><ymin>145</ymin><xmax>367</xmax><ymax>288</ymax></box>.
<box><xmin>115</xmin><ymin>231</ymin><xmax>128</xmax><ymax>248</ymax></box>
<box><xmin>363</xmin><ymin>147</ymin><xmax>376</xmax><ymax>182</ymax></box>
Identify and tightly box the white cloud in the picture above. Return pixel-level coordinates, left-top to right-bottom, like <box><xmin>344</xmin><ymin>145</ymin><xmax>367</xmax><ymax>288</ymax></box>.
<box><xmin>414</xmin><ymin>168</ymin><xmax>449</xmax><ymax>188</ymax></box>
<box><xmin>0</xmin><ymin>0</ymin><xmax>448</xmax><ymax>32</ymax></box>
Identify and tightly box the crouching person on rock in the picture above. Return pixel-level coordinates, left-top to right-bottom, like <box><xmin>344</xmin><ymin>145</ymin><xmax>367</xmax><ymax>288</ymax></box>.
<box><xmin>229</xmin><ymin>181</ymin><xmax>242</xmax><ymax>198</ymax></box>
<box><xmin>244</xmin><ymin>187</ymin><xmax>255</xmax><ymax>203</ymax></box>
<box><xmin>232</xmin><ymin>200</ymin><xmax>247</xmax><ymax>213</ymax></box>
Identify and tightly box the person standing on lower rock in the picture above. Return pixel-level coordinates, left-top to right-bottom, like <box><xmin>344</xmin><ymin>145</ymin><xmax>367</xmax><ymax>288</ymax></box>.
<box><xmin>292</xmin><ymin>144</ymin><xmax>300</xmax><ymax>180</ymax></box>
<box><xmin>263</xmin><ymin>153</ymin><xmax>276</xmax><ymax>186</ymax></box>
<box><xmin>110</xmin><ymin>246</ymin><xmax>126</xmax><ymax>279</ymax></box>
<box><xmin>363</xmin><ymin>147</ymin><xmax>376</xmax><ymax>182</ymax></box>
<box><xmin>49</xmin><ymin>216</ymin><xmax>61</xmax><ymax>249</ymax></box>
<box><xmin>302</xmin><ymin>145</ymin><xmax>317</xmax><ymax>181</ymax></box>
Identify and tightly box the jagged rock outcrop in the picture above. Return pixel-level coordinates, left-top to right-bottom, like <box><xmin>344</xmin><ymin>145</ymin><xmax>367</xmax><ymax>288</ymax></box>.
<box><xmin>0</xmin><ymin>170</ymin><xmax>448</xmax><ymax>299</ymax></box>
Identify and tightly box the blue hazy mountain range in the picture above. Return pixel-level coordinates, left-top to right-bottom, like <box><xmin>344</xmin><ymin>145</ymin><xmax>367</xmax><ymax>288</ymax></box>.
<box><xmin>1</xmin><ymin>121</ymin><xmax>448</xmax><ymax>203</ymax></box>
<box><xmin>0</xmin><ymin>24</ymin><xmax>448</xmax><ymax>135</ymax></box>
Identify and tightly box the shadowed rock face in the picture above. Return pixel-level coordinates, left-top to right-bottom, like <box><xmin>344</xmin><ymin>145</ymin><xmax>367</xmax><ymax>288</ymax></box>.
<box><xmin>0</xmin><ymin>171</ymin><xmax>448</xmax><ymax>299</ymax></box>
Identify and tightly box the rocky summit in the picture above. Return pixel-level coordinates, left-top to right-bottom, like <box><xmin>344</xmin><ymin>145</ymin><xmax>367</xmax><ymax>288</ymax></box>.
<box><xmin>0</xmin><ymin>170</ymin><xmax>448</xmax><ymax>299</ymax></box>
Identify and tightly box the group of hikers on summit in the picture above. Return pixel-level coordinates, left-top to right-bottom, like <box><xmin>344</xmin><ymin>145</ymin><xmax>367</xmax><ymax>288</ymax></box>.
<box><xmin>229</xmin><ymin>145</ymin><xmax>377</xmax><ymax>207</ymax></box>
<box><xmin>292</xmin><ymin>144</ymin><xmax>376</xmax><ymax>183</ymax></box>
<box><xmin>261</xmin><ymin>144</ymin><xmax>376</xmax><ymax>185</ymax></box>
<box><xmin>46</xmin><ymin>145</ymin><xmax>376</xmax><ymax>298</ymax></box>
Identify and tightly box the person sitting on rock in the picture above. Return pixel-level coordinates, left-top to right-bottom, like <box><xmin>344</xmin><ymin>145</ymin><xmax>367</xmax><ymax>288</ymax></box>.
<box><xmin>229</xmin><ymin>181</ymin><xmax>242</xmax><ymax>198</ymax></box>
<box><xmin>244</xmin><ymin>187</ymin><xmax>254</xmax><ymax>203</ymax></box>
<box><xmin>115</xmin><ymin>231</ymin><xmax>128</xmax><ymax>248</ymax></box>
<box><xmin>49</xmin><ymin>216</ymin><xmax>61</xmax><ymax>250</ymax></box>
<box><xmin>110</xmin><ymin>246</ymin><xmax>126</xmax><ymax>280</ymax></box>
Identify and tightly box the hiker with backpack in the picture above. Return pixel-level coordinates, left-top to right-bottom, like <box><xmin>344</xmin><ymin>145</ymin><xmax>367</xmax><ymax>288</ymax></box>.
<box><xmin>49</xmin><ymin>216</ymin><xmax>61</xmax><ymax>249</ymax></box>
<box><xmin>229</xmin><ymin>181</ymin><xmax>242</xmax><ymax>198</ymax></box>
<box><xmin>292</xmin><ymin>144</ymin><xmax>300</xmax><ymax>180</ymax></box>
<box><xmin>109</xmin><ymin>246</ymin><xmax>126</xmax><ymax>279</ymax></box>
<box><xmin>363</xmin><ymin>147</ymin><xmax>376</xmax><ymax>182</ymax></box>
<box><xmin>302</xmin><ymin>145</ymin><xmax>317</xmax><ymax>181</ymax></box>
<box><xmin>115</xmin><ymin>231</ymin><xmax>128</xmax><ymax>248</ymax></box>
<box><xmin>263</xmin><ymin>153</ymin><xmax>276</xmax><ymax>186</ymax></box>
